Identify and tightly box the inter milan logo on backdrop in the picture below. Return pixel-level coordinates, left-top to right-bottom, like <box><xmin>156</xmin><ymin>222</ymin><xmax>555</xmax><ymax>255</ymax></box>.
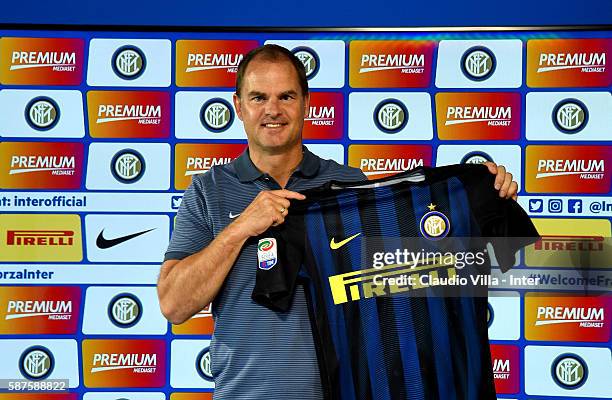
<box><xmin>374</xmin><ymin>99</ymin><xmax>408</xmax><ymax>133</ymax></box>
<box><xmin>553</xmin><ymin>99</ymin><xmax>588</xmax><ymax>133</ymax></box>
<box><xmin>200</xmin><ymin>98</ymin><xmax>234</xmax><ymax>132</ymax></box>
<box><xmin>419</xmin><ymin>204</ymin><xmax>450</xmax><ymax>240</ymax></box>
<box><xmin>19</xmin><ymin>346</ymin><xmax>54</xmax><ymax>380</ymax></box>
<box><xmin>552</xmin><ymin>354</ymin><xmax>588</xmax><ymax>389</ymax></box>
<box><xmin>108</xmin><ymin>293</ymin><xmax>142</xmax><ymax>328</ymax></box>
<box><xmin>25</xmin><ymin>97</ymin><xmax>60</xmax><ymax>130</ymax></box>
<box><xmin>196</xmin><ymin>347</ymin><xmax>213</xmax><ymax>381</ymax></box>
<box><xmin>111</xmin><ymin>149</ymin><xmax>145</xmax><ymax>183</ymax></box>
<box><xmin>461</xmin><ymin>151</ymin><xmax>493</xmax><ymax>164</ymax></box>
<box><xmin>461</xmin><ymin>46</ymin><xmax>496</xmax><ymax>81</ymax></box>
<box><xmin>292</xmin><ymin>47</ymin><xmax>319</xmax><ymax>79</ymax></box>
<box><xmin>112</xmin><ymin>46</ymin><xmax>146</xmax><ymax>79</ymax></box>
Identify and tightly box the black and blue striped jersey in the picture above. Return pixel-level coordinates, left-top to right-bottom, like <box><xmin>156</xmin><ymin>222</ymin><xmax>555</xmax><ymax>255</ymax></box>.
<box><xmin>253</xmin><ymin>164</ymin><xmax>539</xmax><ymax>400</ymax></box>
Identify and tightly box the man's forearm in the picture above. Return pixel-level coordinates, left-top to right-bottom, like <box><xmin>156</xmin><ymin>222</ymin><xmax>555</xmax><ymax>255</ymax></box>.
<box><xmin>157</xmin><ymin>224</ymin><xmax>248</xmax><ymax>324</ymax></box>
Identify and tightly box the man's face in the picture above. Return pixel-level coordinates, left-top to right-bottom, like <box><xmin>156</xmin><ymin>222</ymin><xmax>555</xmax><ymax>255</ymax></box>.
<box><xmin>233</xmin><ymin>58</ymin><xmax>309</xmax><ymax>154</ymax></box>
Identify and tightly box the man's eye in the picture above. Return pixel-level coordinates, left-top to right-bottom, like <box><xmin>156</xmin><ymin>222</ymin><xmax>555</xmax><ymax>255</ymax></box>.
<box><xmin>252</xmin><ymin>96</ymin><xmax>264</xmax><ymax>102</ymax></box>
<box><xmin>281</xmin><ymin>95</ymin><xmax>295</xmax><ymax>101</ymax></box>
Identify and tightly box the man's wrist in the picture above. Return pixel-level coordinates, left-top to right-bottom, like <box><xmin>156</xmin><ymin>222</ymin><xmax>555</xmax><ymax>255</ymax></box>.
<box><xmin>221</xmin><ymin>221</ymin><xmax>250</xmax><ymax>245</ymax></box>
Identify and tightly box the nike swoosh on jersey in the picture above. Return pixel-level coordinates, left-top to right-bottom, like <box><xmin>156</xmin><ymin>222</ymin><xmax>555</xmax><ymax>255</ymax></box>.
<box><xmin>96</xmin><ymin>228</ymin><xmax>156</xmax><ymax>249</ymax></box>
<box><xmin>329</xmin><ymin>232</ymin><xmax>362</xmax><ymax>250</ymax></box>
<box><xmin>229</xmin><ymin>212</ymin><xmax>241</xmax><ymax>219</ymax></box>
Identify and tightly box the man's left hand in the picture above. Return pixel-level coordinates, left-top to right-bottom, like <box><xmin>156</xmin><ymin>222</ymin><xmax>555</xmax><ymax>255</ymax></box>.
<box><xmin>483</xmin><ymin>162</ymin><xmax>518</xmax><ymax>201</ymax></box>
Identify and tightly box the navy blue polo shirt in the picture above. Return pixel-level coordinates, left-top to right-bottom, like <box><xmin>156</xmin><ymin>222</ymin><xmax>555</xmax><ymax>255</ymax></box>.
<box><xmin>165</xmin><ymin>146</ymin><xmax>365</xmax><ymax>400</ymax></box>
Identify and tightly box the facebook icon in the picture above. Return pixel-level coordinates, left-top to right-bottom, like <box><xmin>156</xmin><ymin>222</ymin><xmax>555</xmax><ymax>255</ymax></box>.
<box><xmin>568</xmin><ymin>199</ymin><xmax>583</xmax><ymax>214</ymax></box>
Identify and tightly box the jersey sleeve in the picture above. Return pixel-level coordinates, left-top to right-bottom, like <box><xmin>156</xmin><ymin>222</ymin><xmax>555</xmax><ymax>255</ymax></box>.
<box><xmin>463</xmin><ymin>165</ymin><xmax>540</xmax><ymax>272</ymax></box>
<box><xmin>164</xmin><ymin>176</ymin><xmax>214</xmax><ymax>261</ymax></box>
<box><xmin>251</xmin><ymin>208</ymin><xmax>305</xmax><ymax>312</ymax></box>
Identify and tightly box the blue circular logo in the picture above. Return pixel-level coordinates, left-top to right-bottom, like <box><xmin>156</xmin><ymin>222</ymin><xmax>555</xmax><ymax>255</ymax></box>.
<box><xmin>200</xmin><ymin>98</ymin><xmax>234</xmax><ymax>133</ymax></box>
<box><xmin>110</xmin><ymin>149</ymin><xmax>146</xmax><ymax>184</ymax></box>
<box><xmin>108</xmin><ymin>292</ymin><xmax>143</xmax><ymax>328</ymax></box>
<box><xmin>461</xmin><ymin>46</ymin><xmax>496</xmax><ymax>81</ymax></box>
<box><xmin>419</xmin><ymin>210</ymin><xmax>451</xmax><ymax>240</ymax></box>
<box><xmin>196</xmin><ymin>347</ymin><xmax>214</xmax><ymax>381</ymax></box>
<box><xmin>373</xmin><ymin>99</ymin><xmax>408</xmax><ymax>133</ymax></box>
<box><xmin>552</xmin><ymin>98</ymin><xmax>589</xmax><ymax>134</ymax></box>
<box><xmin>291</xmin><ymin>46</ymin><xmax>320</xmax><ymax>79</ymax></box>
<box><xmin>486</xmin><ymin>302</ymin><xmax>494</xmax><ymax>328</ymax></box>
<box><xmin>19</xmin><ymin>345</ymin><xmax>55</xmax><ymax>380</ymax></box>
<box><xmin>112</xmin><ymin>45</ymin><xmax>146</xmax><ymax>80</ymax></box>
<box><xmin>551</xmin><ymin>353</ymin><xmax>588</xmax><ymax>389</ymax></box>
<box><xmin>461</xmin><ymin>151</ymin><xmax>493</xmax><ymax>165</ymax></box>
<box><xmin>25</xmin><ymin>96</ymin><xmax>60</xmax><ymax>131</ymax></box>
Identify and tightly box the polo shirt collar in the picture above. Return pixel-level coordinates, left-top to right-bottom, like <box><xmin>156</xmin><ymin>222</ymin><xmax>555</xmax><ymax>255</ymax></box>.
<box><xmin>235</xmin><ymin>145</ymin><xmax>320</xmax><ymax>183</ymax></box>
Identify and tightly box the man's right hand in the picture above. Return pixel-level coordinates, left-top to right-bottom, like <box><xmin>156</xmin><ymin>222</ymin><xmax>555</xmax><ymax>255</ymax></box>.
<box><xmin>231</xmin><ymin>189</ymin><xmax>306</xmax><ymax>238</ymax></box>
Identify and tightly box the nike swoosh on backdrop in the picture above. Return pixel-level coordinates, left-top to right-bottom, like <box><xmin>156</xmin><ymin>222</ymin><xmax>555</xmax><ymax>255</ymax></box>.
<box><xmin>96</xmin><ymin>228</ymin><xmax>156</xmax><ymax>249</ymax></box>
<box><xmin>329</xmin><ymin>232</ymin><xmax>362</xmax><ymax>250</ymax></box>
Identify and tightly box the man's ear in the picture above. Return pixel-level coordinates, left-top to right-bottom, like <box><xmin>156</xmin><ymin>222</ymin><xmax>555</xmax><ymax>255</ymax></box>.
<box><xmin>233</xmin><ymin>92</ymin><xmax>243</xmax><ymax>121</ymax></box>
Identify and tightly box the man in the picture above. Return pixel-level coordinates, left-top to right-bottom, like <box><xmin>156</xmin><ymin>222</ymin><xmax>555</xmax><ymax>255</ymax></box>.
<box><xmin>157</xmin><ymin>44</ymin><xmax>518</xmax><ymax>399</ymax></box>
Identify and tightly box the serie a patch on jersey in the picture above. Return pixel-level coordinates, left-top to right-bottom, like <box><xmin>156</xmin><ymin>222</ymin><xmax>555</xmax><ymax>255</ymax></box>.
<box><xmin>257</xmin><ymin>238</ymin><xmax>278</xmax><ymax>270</ymax></box>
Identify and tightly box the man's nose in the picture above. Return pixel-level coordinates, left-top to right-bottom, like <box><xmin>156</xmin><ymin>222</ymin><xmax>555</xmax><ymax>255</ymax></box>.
<box><xmin>264</xmin><ymin>98</ymin><xmax>281</xmax><ymax>116</ymax></box>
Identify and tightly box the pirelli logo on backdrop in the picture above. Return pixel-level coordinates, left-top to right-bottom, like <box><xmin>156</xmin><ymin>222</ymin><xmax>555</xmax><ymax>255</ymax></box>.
<box><xmin>0</xmin><ymin>37</ymin><xmax>84</xmax><ymax>85</ymax></box>
<box><xmin>525</xmin><ymin>293</ymin><xmax>611</xmax><ymax>342</ymax></box>
<box><xmin>435</xmin><ymin>92</ymin><xmax>521</xmax><ymax>140</ymax></box>
<box><xmin>527</xmin><ymin>39</ymin><xmax>612</xmax><ymax>87</ymax></box>
<box><xmin>348</xmin><ymin>145</ymin><xmax>432</xmax><ymax>179</ymax></box>
<box><xmin>87</xmin><ymin>91</ymin><xmax>170</xmax><ymax>138</ymax></box>
<box><xmin>0</xmin><ymin>286</ymin><xmax>81</xmax><ymax>334</ymax></box>
<box><xmin>0</xmin><ymin>142</ymin><xmax>84</xmax><ymax>189</ymax></box>
<box><xmin>174</xmin><ymin>144</ymin><xmax>247</xmax><ymax>190</ymax></box>
<box><xmin>526</xmin><ymin>218</ymin><xmax>611</xmax><ymax>268</ymax></box>
<box><xmin>176</xmin><ymin>40</ymin><xmax>259</xmax><ymax>87</ymax></box>
<box><xmin>349</xmin><ymin>40</ymin><xmax>435</xmax><ymax>87</ymax></box>
<box><xmin>0</xmin><ymin>214</ymin><xmax>82</xmax><ymax>262</ymax></box>
<box><xmin>303</xmin><ymin>92</ymin><xmax>343</xmax><ymax>139</ymax></box>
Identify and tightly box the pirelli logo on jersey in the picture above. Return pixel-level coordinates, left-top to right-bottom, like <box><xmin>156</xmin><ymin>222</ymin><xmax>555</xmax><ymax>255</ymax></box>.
<box><xmin>87</xmin><ymin>91</ymin><xmax>170</xmax><ymax>138</ymax></box>
<box><xmin>174</xmin><ymin>143</ymin><xmax>247</xmax><ymax>190</ymax></box>
<box><xmin>348</xmin><ymin>144</ymin><xmax>432</xmax><ymax>180</ymax></box>
<box><xmin>0</xmin><ymin>37</ymin><xmax>84</xmax><ymax>85</ymax></box>
<box><xmin>527</xmin><ymin>39</ymin><xmax>612</xmax><ymax>87</ymax></box>
<box><xmin>328</xmin><ymin>258</ymin><xmax>459</xmax><ymax>305</ymax></box>
<box><xmin>0</xmin><ymin>214</ymin><xmax>82</xmax><ymax>262</ymax></box>
<box><xmin>176</xmin><ymin>40</ymin><xmax>259</xmax><ymax>87</ymax></box>
<box><xmin>349</xmin><ymin>41</ymin><xmax>434</xmax><ymax>87</ymax></box>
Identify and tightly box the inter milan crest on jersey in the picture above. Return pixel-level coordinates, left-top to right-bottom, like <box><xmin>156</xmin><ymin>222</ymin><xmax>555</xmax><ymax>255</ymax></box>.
<box><xmin>419</xmin><ymin>203</ymin><xmax>451</xmax><ymax>240</ymax></box>
<box><xmin>257</xmin><ymin>238</ymin><xmax>278</xmax><ymax>270</ymax></box>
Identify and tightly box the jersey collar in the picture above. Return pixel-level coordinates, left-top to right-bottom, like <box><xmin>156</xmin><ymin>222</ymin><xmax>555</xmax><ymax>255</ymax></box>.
<box><xmin>235</xmin><ymin>145</ymin><xmax>321</xmax><ymax>183</ymax></box>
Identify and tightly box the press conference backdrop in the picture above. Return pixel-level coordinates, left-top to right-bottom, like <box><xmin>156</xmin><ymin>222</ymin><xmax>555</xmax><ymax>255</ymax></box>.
<box><xmin>0</xmin><ymin>27</ymin><xmax>611</xmax><ymax>400</ymax></box>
